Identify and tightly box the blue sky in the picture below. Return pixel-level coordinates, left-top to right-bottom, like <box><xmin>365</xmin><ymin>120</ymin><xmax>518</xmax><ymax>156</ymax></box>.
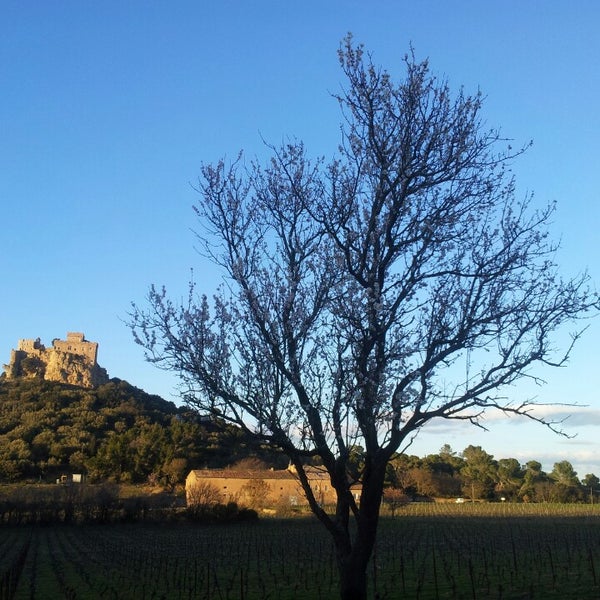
<box><xmin>2</xmin><ymin>2</ymin><xmax>599</xmax><ymax>476</ymax></box>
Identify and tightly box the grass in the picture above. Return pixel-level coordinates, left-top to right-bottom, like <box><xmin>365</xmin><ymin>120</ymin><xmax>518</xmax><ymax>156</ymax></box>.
<box><xmin>2</xmin><ymin>503</ymin><xmax>600</xmax><ymax>599</ymax></box>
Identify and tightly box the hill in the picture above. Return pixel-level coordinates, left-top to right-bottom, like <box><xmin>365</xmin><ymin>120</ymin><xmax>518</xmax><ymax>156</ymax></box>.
<box><xmin>0</xmin><ymin>377</ymin><xmax>285</xmax><ymax>485</ymax></box>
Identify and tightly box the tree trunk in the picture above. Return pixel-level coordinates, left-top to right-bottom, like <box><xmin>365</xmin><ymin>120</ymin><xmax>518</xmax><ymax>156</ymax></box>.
<box><xmin>336</xmin><ymin>487</ymin><xmax>382</xmax><ymax>599</ymax></box>
<box><xmin>338</xmin><ymin>556</ymin><xmax>368</xmax><ymax>600</ymax></box>
<box><xmin>332</xmin><ymin>455</ymin><xmax>388</xmax><ymax>599</ymax></box>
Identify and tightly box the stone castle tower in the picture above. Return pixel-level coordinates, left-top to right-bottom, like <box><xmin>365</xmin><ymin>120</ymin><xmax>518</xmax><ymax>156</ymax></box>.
<box><xmin>3</xmin><ymin>332</ymin><xmax>109</xmax><ymax>388</ymax></box>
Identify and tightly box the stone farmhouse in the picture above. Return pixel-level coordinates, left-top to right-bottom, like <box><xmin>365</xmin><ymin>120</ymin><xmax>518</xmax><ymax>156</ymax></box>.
<box><xmin>3</xmin><ymin>332</ymin><xmax>108</xmax><ymax>388</ymax></box>
<box><xmin>186</xmin><ymin>466</ymin><xmax>361</xmax><ymax>509</ymax></box>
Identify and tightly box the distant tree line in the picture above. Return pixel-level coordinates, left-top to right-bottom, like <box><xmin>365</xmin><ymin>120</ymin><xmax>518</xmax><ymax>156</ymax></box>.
<box><xmin>384</xmin><ymin>444</ymin><xmax>599</xmax><ymax>504</ymax></box>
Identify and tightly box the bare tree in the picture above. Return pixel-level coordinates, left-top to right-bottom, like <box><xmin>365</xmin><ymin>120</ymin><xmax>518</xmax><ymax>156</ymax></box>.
<box><xmin>239</xmin><ymin>478</ymin><xmax>271</xmax><ymax>510</ymax></box>
<box><xmin>130</xmin><ymin>36</ymin><xmax>598</xmax><ymax>600</ymax></box>
<box><xmin>186</xmin><ymin>480</ymin><xmax>222</xmax><ymax>508</ymax></box>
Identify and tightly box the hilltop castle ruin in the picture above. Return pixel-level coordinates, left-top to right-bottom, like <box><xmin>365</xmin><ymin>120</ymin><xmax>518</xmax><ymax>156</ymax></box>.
<box><xmin>3</xmin><ymin>332</ymin><xmax>109</xmax><ymax>388</ymax></box>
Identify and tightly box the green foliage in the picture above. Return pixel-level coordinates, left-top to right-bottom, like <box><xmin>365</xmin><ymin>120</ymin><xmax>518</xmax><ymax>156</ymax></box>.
<box><xmin>550</xmin><ymin>459</ymin><xmax>580</xmax><ymax>487</ymax></box>
<box><xmin>460</xmin><ymin>445</ymin><xmax>498</xmax><ymax>500</ymax></box>
<box><xmin>0</xmin><ymin>378</ymin><xmax>284</xmax><ymax>485</ymax></box>
<box><xmin>386</xmin><ymin>445</ymin><xmax>594</xmax><ymax>504</ymax></box>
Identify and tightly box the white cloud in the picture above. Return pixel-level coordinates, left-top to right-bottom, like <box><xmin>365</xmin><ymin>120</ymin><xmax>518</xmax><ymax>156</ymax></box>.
<box><xmin>526</xmin><ymin>406</ymin><xmax>600</xmax><ymax>427</ymax></box>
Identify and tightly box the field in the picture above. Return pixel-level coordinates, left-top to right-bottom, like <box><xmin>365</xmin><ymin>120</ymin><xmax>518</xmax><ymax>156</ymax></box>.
<box><xmin>2</xmin><ymin>503</ymin><xmax>600</xmax><ymax>599</ymax></box>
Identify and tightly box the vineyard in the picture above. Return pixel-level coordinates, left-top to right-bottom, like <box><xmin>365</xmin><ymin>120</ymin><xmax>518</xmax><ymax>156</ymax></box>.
<box><xmin>2</xmin><ymin>503</ymin><xmax>600</xmax><ymax>599</ymax></box>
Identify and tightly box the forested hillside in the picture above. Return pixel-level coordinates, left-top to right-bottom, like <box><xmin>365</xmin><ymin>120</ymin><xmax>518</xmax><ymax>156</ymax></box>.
<box><xmin>0</xmin><ymin>378</ymin><xmax>285</xmax><ymax>484</ymax></box>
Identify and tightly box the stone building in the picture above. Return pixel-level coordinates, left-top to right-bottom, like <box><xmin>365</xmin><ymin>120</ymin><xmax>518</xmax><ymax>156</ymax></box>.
<box><xmin>186</xmin><ymin>466</ymin><xmax>361</xmax><ymax>509</ymax></box>
<box><xmin>51</xmin><ymin>332</ymin><xmax>98</xmax><ymax>364</ymax></box>
<box><xmin>3</xmin><ymin>332</ymin><xmax>108</xmax><ymax>388</ymax></box>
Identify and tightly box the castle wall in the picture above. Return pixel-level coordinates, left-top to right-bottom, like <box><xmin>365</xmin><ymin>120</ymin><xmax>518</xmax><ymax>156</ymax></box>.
<box><xmin>17</xmin><ymin>338</ymin><xmax>45</xmax><ymax>354</ymax></box>
<box><xmin>3</xmin><ymin>332</ymin><xmax>107</xmax><ymax>388</ymax></box>
<box><xmin>52</xmin><ymin>332</ymin><xmax>98</xmax><ymax>364</ymax></box>
<box><xmin>4</xmin><ymin>349</ymin><xmax>24</xmax><ymax>378</ymax></box>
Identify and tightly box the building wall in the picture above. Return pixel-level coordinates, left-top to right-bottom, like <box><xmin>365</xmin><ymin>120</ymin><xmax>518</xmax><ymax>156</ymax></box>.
<box><xmin>185</xmin><ymin>468</ymin><xmax>345</xmax><ymax>508</ymax></box>
<box><xmin>52</xmin><ymin>332</ymin><xmax>98</xmax><ymax>364</ymax></box>
<box><xmin>17</xmin><ymin>338</ymin><xmax>45</xmax><ymax>354</ymax></box>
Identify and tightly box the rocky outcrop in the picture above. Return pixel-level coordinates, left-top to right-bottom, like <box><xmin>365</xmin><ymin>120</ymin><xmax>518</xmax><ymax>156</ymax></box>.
<box><xmin>44</xmin><ymin>349</ymin><xmax>108</xmax><ymax>387</ymax></box>
<box><xmin>3</xmin><ymin>332</ymin><xmax>109</xmax><ymax>388</ymax></box>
